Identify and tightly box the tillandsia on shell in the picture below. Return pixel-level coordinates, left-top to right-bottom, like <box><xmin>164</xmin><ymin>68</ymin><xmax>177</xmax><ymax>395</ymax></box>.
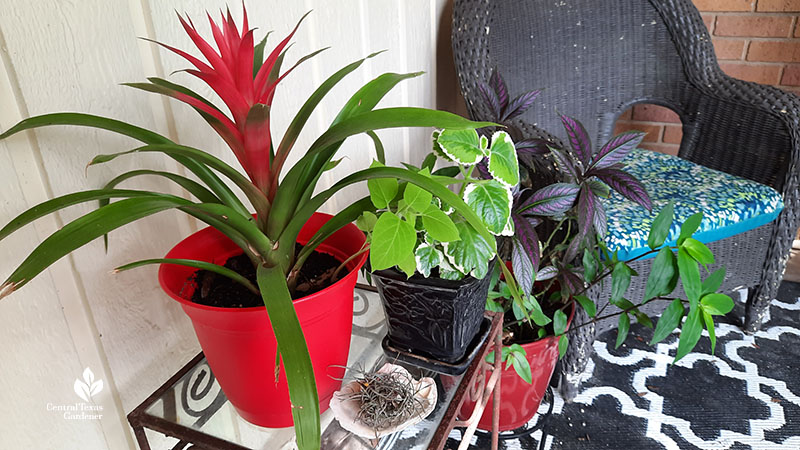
<box><xmin>329</xmin><ymin>363</ymin><xmax>437</xmax><ymax>439</ymax></box>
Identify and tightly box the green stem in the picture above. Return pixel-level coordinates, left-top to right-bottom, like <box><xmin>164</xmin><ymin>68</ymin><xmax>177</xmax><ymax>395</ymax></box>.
<box><xmin>458</xmin><ymin>165</ymin><xmax>475</xmax><ymax>197</ymax></box>
<box><xmin>557</xmin><ymin>297</ymin><xmax>686</xmax><ymax>337</ymax></box>
<box><xmin>331</xmin><ymin>243</ymin><xmax>369</xmax><ymax>282</ymax></box>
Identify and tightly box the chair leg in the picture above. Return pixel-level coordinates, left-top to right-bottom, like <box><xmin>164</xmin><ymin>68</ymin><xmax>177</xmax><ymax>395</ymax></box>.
<box><xmin>743</xmin><ymin>210</ymin><xmax>797</xmax><ymax>333</ymax></box>
<box><xmin>744</xmin><ymin>285</ymin><xmax>774</xmax><ymax>334</ymax></box>
<box><xmin>558</xmin><ymin>307</ymin><xmax>596</xmax><ymax>401</ymax></box>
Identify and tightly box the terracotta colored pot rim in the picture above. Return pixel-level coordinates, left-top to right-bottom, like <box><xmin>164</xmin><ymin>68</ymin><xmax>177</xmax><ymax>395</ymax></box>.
<box><xmin>158</xmin><ymin>223</ymin><xmax>368</xmax><ymax>314</ymax></box>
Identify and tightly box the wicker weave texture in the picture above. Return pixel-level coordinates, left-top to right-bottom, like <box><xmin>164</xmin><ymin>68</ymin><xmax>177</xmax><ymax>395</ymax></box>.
<box><xmin>453</xmin><ymin>0</ymin><xmax>800</xmax><ymax>397</ymax></box>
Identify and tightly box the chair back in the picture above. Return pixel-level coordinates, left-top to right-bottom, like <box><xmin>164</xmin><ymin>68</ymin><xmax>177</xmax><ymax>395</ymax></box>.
<box><xmin>452</xmin><ymin>0</ymin><xmax>716</xmax><ymax>149</ymax></box>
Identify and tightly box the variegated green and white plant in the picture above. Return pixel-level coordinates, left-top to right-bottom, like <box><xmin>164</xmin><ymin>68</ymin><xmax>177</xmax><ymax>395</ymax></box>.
<box><xmin>361</xmin><ymin>129</ymin><xmax>520</xmax><ymax>281</ymax></box>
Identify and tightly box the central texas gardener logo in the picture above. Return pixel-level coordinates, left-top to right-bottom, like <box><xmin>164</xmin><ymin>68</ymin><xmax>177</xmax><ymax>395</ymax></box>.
<box><xmin>73</xmin><ymin>367</ymin><xmax>103</xmax><ymax>402</ymax></box>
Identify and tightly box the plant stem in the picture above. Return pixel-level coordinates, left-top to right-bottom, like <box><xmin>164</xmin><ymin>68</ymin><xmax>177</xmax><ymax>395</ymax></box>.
<box><xmin>458</xmin><ymin>164</ymin><xmax>474</xmax><ymax>197</ymax></box>
<box><xmin>555</xmin><ymin>297</ymin><xmax>687</xmax><ymax>337</ymax></box>
<box><xmin>331</xmin><ymin>243</ymin><xmax>369</xmax><ymax>282</ymax></box>
<box><xmin>542</xmin><ymin>217</ymin><xmax>568</xmax><ymax>252</ymax></box>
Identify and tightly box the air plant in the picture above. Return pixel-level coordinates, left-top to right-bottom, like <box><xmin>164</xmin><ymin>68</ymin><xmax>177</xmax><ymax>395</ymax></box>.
<box><xmin>0</xmin><ymin>7</ymin><xmax>497</xmax><ymax>449</ymax></box>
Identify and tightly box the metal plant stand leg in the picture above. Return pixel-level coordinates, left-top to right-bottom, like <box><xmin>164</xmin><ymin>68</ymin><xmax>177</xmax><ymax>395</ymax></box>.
<box><xmin>450</xmin><ymin>325</ymin><xmax>502</xmax><ymax>450</ymax></box>
<box><xmin>131</xmin><ymin>425</ymin><xmax>152</xmax><ymax>450</ymax></box>
<box><xmin>472</xmin><ymin>384</ymin><xmax>556</xmax><ymax>449</ymax></box>
<box><xmin>558</xmin><ymin>307</ymin><xmax>595</xmax><ymax>401</ymax></box>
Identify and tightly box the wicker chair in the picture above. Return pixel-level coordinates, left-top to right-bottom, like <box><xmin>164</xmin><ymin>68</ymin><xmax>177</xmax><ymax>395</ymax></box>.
<box><xmin>452</xmin><ymin>0</ymin><xmax>800</xmax><ymax>399</ymax></box>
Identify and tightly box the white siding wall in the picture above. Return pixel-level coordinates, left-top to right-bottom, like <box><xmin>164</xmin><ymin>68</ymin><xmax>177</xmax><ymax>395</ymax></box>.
<box><xmin>0</xmin><ymin>0</ymin><xmax>449</xmax><ymax>448</ymax></box>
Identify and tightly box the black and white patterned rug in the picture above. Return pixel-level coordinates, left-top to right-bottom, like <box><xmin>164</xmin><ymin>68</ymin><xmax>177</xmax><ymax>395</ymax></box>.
<box><xmin>449</xmin><ymin>282</ymin><xmax>800</xmax><ymax>449</ymax></box>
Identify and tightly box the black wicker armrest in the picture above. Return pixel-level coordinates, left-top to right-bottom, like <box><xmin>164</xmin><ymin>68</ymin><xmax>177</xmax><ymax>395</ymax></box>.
<box><xmin>680</xmin><ymin>74</ymin><xmax>800</xmax><ymax>194</ymax></box>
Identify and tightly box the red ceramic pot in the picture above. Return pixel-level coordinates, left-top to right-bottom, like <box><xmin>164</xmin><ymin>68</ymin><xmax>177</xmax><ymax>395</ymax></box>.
<box><xmin>158</xmin><ymin>212</ymin><xmax>367</xmax><ymax>428</ymax></box>
<box><xmin>460</xmin><ymin>305</ymin><xmax>575</xmax><ymax>431</ymax></box>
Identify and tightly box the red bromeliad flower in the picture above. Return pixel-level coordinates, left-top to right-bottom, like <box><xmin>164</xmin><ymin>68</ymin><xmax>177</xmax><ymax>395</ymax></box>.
<box><xmin>145</xmin><ymin>7</ymin><xmax>313</xmax><ymax>200</ymax></box>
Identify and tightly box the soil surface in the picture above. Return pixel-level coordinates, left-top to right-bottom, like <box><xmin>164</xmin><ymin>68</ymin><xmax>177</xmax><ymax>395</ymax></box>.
<box><xmin>190</xmin><ymin>244</ymin><xmax>342</xmax><ymax>308</ymax></box>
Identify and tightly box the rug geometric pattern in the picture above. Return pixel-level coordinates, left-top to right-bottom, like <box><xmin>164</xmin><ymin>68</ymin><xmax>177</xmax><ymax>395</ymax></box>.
<box><xmin>449</xmin><ymin>282</ymin><xmax>800</xmax><ymax>450</ymax></box>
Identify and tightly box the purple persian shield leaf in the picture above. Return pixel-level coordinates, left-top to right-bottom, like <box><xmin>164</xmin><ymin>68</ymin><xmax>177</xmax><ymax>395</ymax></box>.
<box><xmin>593</xmin><ymin>200</ymin><xmax>608</xmax><ymax>237</ymax></box>
<box><xmin>512</xmin><ymin>214</ymin><xmax>541</xmax><ymax>271</ymax></box>
<box><xmin>475</xmin><ymin>157</ymin><xmax>492</xmax><ymax>180</ymax></box>
<box><xmin>512</xmin><ymin>238</ymin><xmax>534</xmax><ymax>295</ymax></box>
<box><xmin>561</xmin><ymin>268</ymin><xmax>584</xmax><ymax>293</ymax></box>
<box><xmin>515</xmin><ymin>139</ymin><xmax>550</xmax><ymax>156</ymax></box>
<box><xmin>535</xmin><ymin>266</ymin><xmax>558</xmax><ymax>281</ymax></box>
<box><xmin>503</xmin><ymin>90</ymin><xmax>542</xmax><ymax>121</ymax></box>
<box><xmin>517</xmin><ymin>183</ymin><xmax>580</xmax><ymax>216</ymax></box>
<box><xmin>548</xmin><ymin>145</ymin><xmax>579</xmax><ymax>180</ymax></box>
<box><xmin>590</xmin><ymin>131</ymin><xmax>645</xmax><ymax>170</ymax></box>
<box><xmin>478</xmin><ymin>82</ymin><xmax>502</xmax><ymax>118</ymax></box>
<box><xmin>559</xmin><ymin>114</ymin><xmax>592</xmax><ymax>168</ymax></box>
<box><xmin>564</xmin><ymin>231</ymin><xmax>583</xmax><ymax>263</ymax></box>
<box><xmin>576</xmin><ymin>188</ymin><xmax>596</xmax><ymax>237</ymax></box>
<box><xmin>590</xmin><ymin>167</ymin><xmax>653</xmax><ymax>210</ymax></box>
<box><xmin>489</xmin><ymin>70</ymin><xmax>509</xmax><ymax>110</ymax></box>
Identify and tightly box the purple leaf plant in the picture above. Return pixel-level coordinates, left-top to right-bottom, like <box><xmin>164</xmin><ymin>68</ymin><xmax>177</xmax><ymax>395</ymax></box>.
<box><xmin>475</xmin><ymin>70</ymin><xmax>734</xmax><ymax>375</ymax></box>
<box><xmin>476</xmin><ymin>68</ymin><xmax>652</xmax><ymax>321</ymax></box>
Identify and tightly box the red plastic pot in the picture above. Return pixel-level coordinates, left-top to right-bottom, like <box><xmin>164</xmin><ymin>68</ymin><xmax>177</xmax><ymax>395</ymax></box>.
<box><xmin>158</xmin><ymin>212</ymin><xmax>367</xmax><ymax>428</ymax></box>
<box><xmin>460</xmin><ymin>305</ymin><xmax>574</xmax><ymax>431</ymax></box>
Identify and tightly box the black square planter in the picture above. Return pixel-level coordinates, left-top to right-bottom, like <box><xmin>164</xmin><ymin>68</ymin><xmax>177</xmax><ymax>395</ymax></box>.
<box><xmin>372</xmin><ymin>264</ymin><xmax>493</xmax><ymax>363</ymax></box>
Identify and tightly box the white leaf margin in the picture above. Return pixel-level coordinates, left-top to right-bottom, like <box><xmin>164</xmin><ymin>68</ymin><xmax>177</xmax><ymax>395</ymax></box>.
<box><xmin>462</xmin><ymin>182</ymin><xmax>514</xmax><ymax>236</ymax></box>
<box><xmin>487</xmin><ymin>130</ymin><xmax>520</xmax><ymax>188</ymax></box>
<box><xmin>414</xmin><ymin>243</ymin><xmax>443</xmax><ymax>278</ymax></box>
<box><xmin>436</xmin><ymin>129</ymin><xmax>484</xmax><ymax>165</ymax></box>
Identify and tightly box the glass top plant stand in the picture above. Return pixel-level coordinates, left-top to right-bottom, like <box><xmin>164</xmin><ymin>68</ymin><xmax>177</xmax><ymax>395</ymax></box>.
<box><xmin>127</xmin><ymin>284</ymin><xmax>503</xmax><ymax>450</ymax></box>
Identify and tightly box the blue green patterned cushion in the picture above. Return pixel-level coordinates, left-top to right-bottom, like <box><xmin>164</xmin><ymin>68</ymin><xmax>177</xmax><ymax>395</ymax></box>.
<box><xmin>602</xmin><ymin>148</ymin><xmax>784</xmax><ymax>261</ymax></box>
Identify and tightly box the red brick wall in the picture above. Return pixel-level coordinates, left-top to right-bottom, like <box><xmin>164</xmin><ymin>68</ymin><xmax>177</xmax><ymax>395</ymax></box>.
<box><xmin>615</xmin><ymin>0</ymin><xmax>800</xmax><ymax>155</ymax></box>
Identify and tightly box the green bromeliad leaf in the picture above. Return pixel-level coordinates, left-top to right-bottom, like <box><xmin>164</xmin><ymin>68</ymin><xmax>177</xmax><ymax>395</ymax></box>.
<box><xmin>443</xmin><ymin>221</ymin><xmax>493</xmax><ymax>279</ymax></box>
<box><xmin>420</xmin><ymin>204</ymin><xmax>460</xmax><ymax>242</ymax></box>
<box><xmin>487</xmin><ymin>131</ymin><xmax>519</xmax><ymax>187</ymax></box>
<box><xmin>415</xmin><ymin>243</ymin><xmax>443</xmax><ymax>278</ymax></box>
<box><xmin>463</xmin><ymin>180</ymin><xmax>512</xmax><ymax>235</ymax></box>
<box><xmin>370</xmin><ymin>211</ymin><xmax>416</xmax><ymax>271</ymax></box>
<box><xmin>436</xmin><ymin>129</ymin><xmax>484</xmax><ymax>164</ymax></box>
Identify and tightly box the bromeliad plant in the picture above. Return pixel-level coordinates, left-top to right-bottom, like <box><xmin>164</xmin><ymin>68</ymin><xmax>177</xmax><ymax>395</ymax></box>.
<box><xmin>475</xmin><ymin>71</ymin><xmax>734</xmax><ymax>382</ymax></box>
<box><xmin>0</xmin><ymin>7</ymin><xmax>498</xmax><ymax>449</ymax></box>
<box><xmin>360</xmin><ymin>129</ymin><xmax>519</xmax><ymax>281</ymax></box>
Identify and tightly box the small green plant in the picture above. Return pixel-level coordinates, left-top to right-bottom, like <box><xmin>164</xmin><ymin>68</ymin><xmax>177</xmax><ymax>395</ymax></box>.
<box><xmin>489</xmin><ymin>204</ymin><xmax>734</xmax><ymax>383</ymax></box>
<box><xmin>360</xmin><ymin>129</ymin><xmax>519</xmax><ymax>281</ymax></box>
